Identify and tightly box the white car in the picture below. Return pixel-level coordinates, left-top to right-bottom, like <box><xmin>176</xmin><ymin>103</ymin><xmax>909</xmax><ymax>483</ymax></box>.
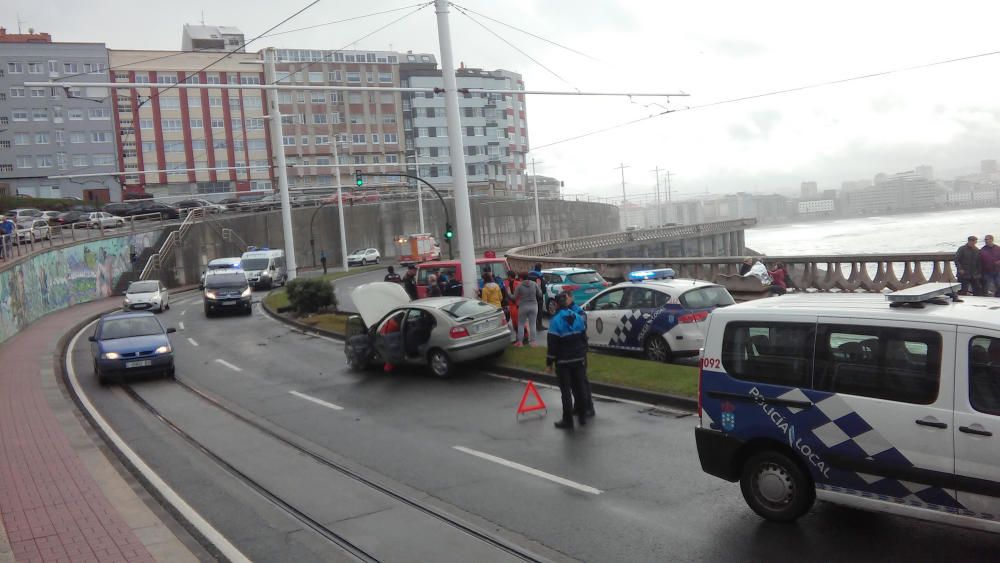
<box><xmin>347</xmin><ymin>248</ymin><xmax>381</xmax><ymax>266</ymax></box>
<box><xmin>16</xmin><ymin>219</ymin><xmax>50</xmax><ymax>243</ymax></box>
<box><xmin>6</xmin><ymin>208</ymin><xmax>42</xmax><ymax>221</ymax></box>
<box><xmin>123</xmin><ymin>280</ymin><xmax>170</xmax><ymax>313</ymax></box>
<box><xmin>86</xmin><ymin>212</ymin><xmax>126</xmax><ymax>229</ymax></box>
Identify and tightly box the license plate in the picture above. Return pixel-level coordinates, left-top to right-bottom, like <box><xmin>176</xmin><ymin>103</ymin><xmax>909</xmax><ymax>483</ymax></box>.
<box><xmin>222</xmin><ymin>300</ymin><xmax>237</xmax><ymax>306</ymax></box>
<box><xmin>472</xmin><ymin>317</ymin><xmax>500</xmax><ymax>334</ymax></box>
<box><xmin>125</xmin><ymin>360</ymin><xmax>152</xmax><ymax>368</ymax></box>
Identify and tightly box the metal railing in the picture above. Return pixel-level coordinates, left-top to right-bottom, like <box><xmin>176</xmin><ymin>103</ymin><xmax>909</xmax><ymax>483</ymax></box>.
<box><xmin>0</xmin><ymin>212</ymin><xmax>171</xmax><ymax>264</ymax></box>
<box><xmin>138</xmin><ymin>208</ymin><xmax>204</xmax><ymax>281</ymax></box>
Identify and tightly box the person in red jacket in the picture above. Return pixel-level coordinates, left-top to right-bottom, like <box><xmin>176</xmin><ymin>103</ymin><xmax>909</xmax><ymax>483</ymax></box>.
<box><xmin>980</xmin><ymin>235</ymin><xmax>1000</xmax><ymax>296</ymax></box>
<box><xmin>768</xmin><ymin>262</ymin><xmax>788</xmax><ymax>296</ymax></box>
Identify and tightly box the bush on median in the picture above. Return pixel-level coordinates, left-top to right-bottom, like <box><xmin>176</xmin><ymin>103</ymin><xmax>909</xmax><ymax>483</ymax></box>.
<box><xmin>284</xmin><ymin>278</ymin><xmax>336</xmax><ymax>314</ymax></box>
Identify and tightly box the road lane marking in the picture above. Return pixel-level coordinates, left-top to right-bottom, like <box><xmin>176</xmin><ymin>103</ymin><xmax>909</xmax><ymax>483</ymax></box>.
<box><xmin>178</xmin><ymin>321</ymin><xmax>185</xmax><ymax>330</ymax></box>
<box><xmin>187</xmin><ymin>338</ymin><xmax>199</xmax><ymax>347</ymax></box>
<box><xmin>215</xmin><ymin>359</ymin><xmax>242</xmax><ymax>372</ymax></box>
<box><xmin>289</xmin><ymin>391</ymin><xmax>344</xmax><ymax>411</ymax></box>
<box><xmin>181</xmin><ymin>309</ymin><xmax>187</xmax><ymax>316</ymax></box>
<box><xmin>66</xmin><ymin>321</ymin><xmax>251</xmax><ymax>562</ymax></box>
<box><xmin>452</xmin><ymin>446</ymin><xmax>602</xmax><ymax>495</ymax></box>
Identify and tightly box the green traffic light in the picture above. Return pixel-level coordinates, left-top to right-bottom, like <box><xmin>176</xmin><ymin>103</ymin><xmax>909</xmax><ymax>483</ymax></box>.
<box><xmin>355</xmin><ymin>169</ymin><xmax>363</xmax><ymax>187</ymax></box>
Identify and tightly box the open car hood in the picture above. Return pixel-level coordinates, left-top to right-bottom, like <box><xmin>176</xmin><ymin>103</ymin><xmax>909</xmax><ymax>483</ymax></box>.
<box><xmin>351</xmin><ymin>282</ymin><xmax>410</xmax><ymax>327</ymax></box>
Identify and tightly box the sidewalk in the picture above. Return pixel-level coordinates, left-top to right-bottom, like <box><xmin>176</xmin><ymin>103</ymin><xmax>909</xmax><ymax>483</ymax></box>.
<box><xmin>0</xmin><ymin>299</ymin><xmax>198</xmax><ymax>562</ymax></box>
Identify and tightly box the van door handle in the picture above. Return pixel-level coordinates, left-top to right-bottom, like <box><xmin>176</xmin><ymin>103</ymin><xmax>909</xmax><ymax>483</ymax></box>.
<box><xmin>959</xmin><ymin>425</ymin><xmax>993</xmax><ymax>437</ymax></box>
<box><xmin>915</xmin><ymin>419</ymin><xmax>948</xmax><ymax>429</ymax></box>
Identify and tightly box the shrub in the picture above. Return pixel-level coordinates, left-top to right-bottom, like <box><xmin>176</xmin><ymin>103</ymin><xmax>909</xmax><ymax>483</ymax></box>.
<box><xmin>284</xmin><ymin>278</ymin><xmax>336</xmax><ymax>314</ymax></box>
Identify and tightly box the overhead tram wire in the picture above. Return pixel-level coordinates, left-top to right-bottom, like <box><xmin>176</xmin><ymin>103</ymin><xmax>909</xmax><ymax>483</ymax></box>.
<box><xmin>448</xmin><ymin>2</ymin><xmax>606</xmax><ymax>65</ymax></box>
<box><xmin>259</xmin><ymin>3</ymin><xmax>431</xmax><ymax>38</ymax></box>
<box><xmin>451</xmin><ymin>4</ymin><xmax>580</xmax><ymax>92</ymax></box>
<box><xmin>271</xmin><ymin>2</ymin><xmax>434</xmax><ymax>84</ymax></box>
<box><xmin>532</xmin><ymin>45</ymin><xmax>1000</xmax><ymax>151</ymax></box>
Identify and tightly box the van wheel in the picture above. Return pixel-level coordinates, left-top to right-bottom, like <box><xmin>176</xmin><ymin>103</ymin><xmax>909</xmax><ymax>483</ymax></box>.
<box><xmin>740</xmin><ymin>450</ymin><xmax>815</xmax><ymax>522</ymax></box>
<box><xmin>428</xmin><ymin>349</ymin><xmax>453</xmax><ymax>378</ymax></box>
<box><xmin>644</xmin><ymin>335</ymin><xmax>672</xmax><ymax>363</ymax></box>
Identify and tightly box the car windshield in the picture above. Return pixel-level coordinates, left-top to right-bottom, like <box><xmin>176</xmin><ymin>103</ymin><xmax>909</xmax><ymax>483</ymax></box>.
<box><xmin>680</xmin><ymin>286</ymin><xmax>735</xmax><ymax>309</ymax></box>
<box><xmin>350</xmin><ymin>249</ymin><xmax>365</xmax><ymax>255</ymax></box>
<box><xmin>568</xmin><ymin>272</ymin><xmax>602</xmax><ymax>284</ymax></box>
<box><xmin>127</xmin><ymin>281</ymin><xmax>158</xmax><ymax>294</ymax></box>
<box><xmin>241</xmin><ymin>258</ymin><xmax>269</xmax><ymax>270</ymax></box>
<box><xmin>439</xmin><ymin>299</ymin><xmax>497</xmax><ymax>319</ymax></box>
<box><xmin>99</xmin><ymin>317</ymin><xmax>164</xmax><ymax>340</ymax></box>
<box><xmin>206</xmin><ymin>273</ymin><xmax>248</xmax><ymax>288</ymax></box>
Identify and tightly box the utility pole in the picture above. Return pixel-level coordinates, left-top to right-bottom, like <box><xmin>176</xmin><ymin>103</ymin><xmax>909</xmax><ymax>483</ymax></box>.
<box><xmin>332</xmin><ymin>137</ymin><xmax>348</xmax><ymax>271</ymax></box>
<box><xmin>531</xmin><ymin>157</ymin><xmax>542</xmax><ymax>243</ymax></box>
<box><xmin>415</xmin><ymin>156</ymin><xmax>425</xmax><ymax>233</ymax></box>
<box><xmin>434</xmin><ymin>0</ymin><xmax>477</xmax><ymax>298</ymax></box>
<box><xmin>614</xmin><ymin>162</ymin><xmax>630</xmax><ymax>203</ymax></box>
<box><xmin>651</xmin><ymin>166</ymin><xmax>662</xmax><ymax>227</ymax></box>
<box><xmin>665</xmin><ymin>170</ymin><xmax>674</xmax><ymax>223</ymax></box>
<box><xmin>262</xmin><ymin>48</ymin><xmax>298</xmax><ymax>280</ymax></box>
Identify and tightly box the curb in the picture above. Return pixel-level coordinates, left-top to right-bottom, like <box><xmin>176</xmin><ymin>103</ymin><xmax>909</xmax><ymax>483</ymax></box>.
<box><xmin>261</xmin><ymin>295</ymin><xmax>697</xmax><ymax>412</ymax></box>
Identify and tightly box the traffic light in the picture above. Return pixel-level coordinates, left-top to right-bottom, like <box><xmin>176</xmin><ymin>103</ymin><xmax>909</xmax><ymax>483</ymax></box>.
<box><xmin>355</xmin><ymin>169</ymin><xmax>363</xmax><ymax>187</ymax></box>
<box><xmin>444</xmin><ymin>222</ymin><xmax>454</xmax><ymax>241</ymax></box>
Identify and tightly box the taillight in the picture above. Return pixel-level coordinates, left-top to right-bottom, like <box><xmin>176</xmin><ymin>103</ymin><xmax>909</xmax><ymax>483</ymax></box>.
<box><xmin>679</xmin><ymin>311</ymin><xmax>709</xmax><ymax>324</ymax></box>
<box><xmin>449</xmin><ymin>326</ymin><xmax>469</xmax><ymax>339</ymax></box>
<box><xmin>563</xmin><ymin>284</ymin><xmax>580</xmax><ymax>292</ymax></box>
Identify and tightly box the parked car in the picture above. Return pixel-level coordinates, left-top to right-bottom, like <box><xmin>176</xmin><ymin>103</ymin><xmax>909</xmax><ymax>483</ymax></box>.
<box><xmin>128</xmin><ymin>200</ymin><xmax>180</xmax><ymax>220</ymax></box>
<box><xmin>581</xmin><ymin>269</ymin><xmax>735</xmax><ymax>362</ymax></box>
<box><xmin>344</xmin><ymin>282</ymin><xmax>510</xmax><ymax>377</ymax></box>
<box><xmin>88</xmin><ymin>311</ymin><xmax>176</xmax><ymax>385</ymax></box>
<box><xmin>541</xmin><ymin>268</ymin><xmax>611</xmax><ymax>316</ymax></box>
<box><xmin>85</xmin><ymin>212</ymin><xmax>126</xmax><ymax>229</ymax></box>
<box><xmin>175</xmin><ymin>198</ymin><xmax>223</xmax><ymax>214</ymax></box>
<box><xmin>415</xmin><ymin>257</ymin><xmax>509</xmax><ymax>298</ymax></box>
<box><xmin>40</xmin><ymin>210</ymin><xmax>62</xmax><ymax>224</ymax></box>
<box><xmin>5</xmin><ymin>208</ymin><xmax>42</xmax><ymax>221</ymax></box>
<box><xmin>55</xmin><ymin>210</ymin><xmax>86</xmax><ymax>225</ymax></box>
<box><xmin>347</xmin><ymin>248</ymin><xmax>381</xmax><ymax>266</ymax></box>
<box><xmin>203</xmin><ymin>270</ymin><xmax>252</xmax><ymax>316</ymax></box>
<box><xmin>103</xmin><ymin>202</ymin><xmax>136</xmax><ymax>217</ymax></box>
<box><xmin>122</xmin><ymin>279</ymin><xmax>169</xmax><ymax>313</ymax></box>
<box><xmin>16</xmin><ymin>219</ymin><xmax>50</xmax><ymax>243</ymax></box>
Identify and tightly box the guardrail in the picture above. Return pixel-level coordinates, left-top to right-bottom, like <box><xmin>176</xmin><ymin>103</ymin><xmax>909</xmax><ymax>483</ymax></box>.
<box><xmin>0</xmin><ymin>212</ymin><xmax>171</xmax><ymax>263</ymax></box>
<box><xmin>138</xmin><ymin>208</ymin><xmax>204</xmax><ymax>281</ymax></box>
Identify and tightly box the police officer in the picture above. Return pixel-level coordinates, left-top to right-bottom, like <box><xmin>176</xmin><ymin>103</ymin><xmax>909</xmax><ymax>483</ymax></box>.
<box><xmin>546</xmin><ymin>291</ymin><xmax>590</xmax><ymax>429</ymax></box>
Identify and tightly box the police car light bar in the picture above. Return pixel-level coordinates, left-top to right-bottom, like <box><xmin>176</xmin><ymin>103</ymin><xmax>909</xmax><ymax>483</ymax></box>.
<box><xmin>628</xmin><ymin>268</ymin><xmax>676</xmax><ymax>282</ymax></box>
<box><xmin>887</xmin><ymin>282</ymin><xmax>962</xmax><ymax>304</ymax></box>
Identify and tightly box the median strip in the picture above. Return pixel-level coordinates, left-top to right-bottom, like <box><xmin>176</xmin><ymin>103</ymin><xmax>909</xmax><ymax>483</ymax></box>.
<box><xmin>453</xmin><ymin>446</ymin><xmax>602</xmax><ymax>495</ymax></box>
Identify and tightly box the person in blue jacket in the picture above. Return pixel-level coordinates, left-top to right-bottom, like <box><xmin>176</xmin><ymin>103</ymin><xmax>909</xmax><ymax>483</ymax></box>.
<box><xmin>546</xmin><ymin>291</ymin><xmax>594</xmax><ymax>429</ymax></box>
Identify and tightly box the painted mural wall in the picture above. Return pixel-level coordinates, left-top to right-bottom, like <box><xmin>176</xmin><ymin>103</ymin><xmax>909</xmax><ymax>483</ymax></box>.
<box><xmin>0</xmin><ymin>229</ymin><xmax>163</xmax><ymax>344</ymax></box>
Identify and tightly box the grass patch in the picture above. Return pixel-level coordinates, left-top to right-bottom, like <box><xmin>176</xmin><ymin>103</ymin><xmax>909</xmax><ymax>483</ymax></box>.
<box><xmin>299</xmin><ymin>313</ymin><xmax>349</xmax><ymax>334</ymax></box>
<box><xmin>263</xmin><ymin>264</ymin><xmax>384</xmax><ymax>313</ymax></box>
<box><xmin>499</xmin><ymin>346</ymin><xmax>698</xmax><ymax>398</ymax></box>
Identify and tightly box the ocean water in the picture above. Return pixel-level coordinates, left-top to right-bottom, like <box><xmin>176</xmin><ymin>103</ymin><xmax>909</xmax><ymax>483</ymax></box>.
<box><xmin>745</xmin><ymin>208</ymin><xmax>1000</xmax><ymax>257</ymax></box>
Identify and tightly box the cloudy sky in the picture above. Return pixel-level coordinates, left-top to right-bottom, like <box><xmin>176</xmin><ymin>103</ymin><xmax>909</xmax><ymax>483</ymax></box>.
<box><xmin>6</xmin><ymin>0</ymin><xmax>1000</xmax><ymax>201</ymax></box>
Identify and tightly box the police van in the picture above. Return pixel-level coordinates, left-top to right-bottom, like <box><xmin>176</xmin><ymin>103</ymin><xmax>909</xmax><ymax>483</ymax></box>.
<box><xmin>696</xmin><ymin>282</ymin><xmax>1000</xmax><ymax>533</ymax></box>
<box><xmin>581</xmin><ymin>269</ymin><xmax>735</xmax><ymax>362</ymax></box>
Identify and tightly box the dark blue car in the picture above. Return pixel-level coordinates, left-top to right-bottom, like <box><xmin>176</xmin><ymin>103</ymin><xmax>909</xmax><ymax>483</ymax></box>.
<box><xmin>89</xmin><ymin>312</ymin><xmax>176</xmax><ymax>385</ymax></box>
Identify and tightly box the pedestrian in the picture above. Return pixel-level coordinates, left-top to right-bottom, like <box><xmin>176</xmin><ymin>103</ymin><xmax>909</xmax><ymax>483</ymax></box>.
<box><xmin>768</xmin><ymin>262</ymin><xmax>788</xmax><ymax>296</ymax></box>
<box><xmin>0</xmin><ymin>218</ymin><xmax>13</xmax><ymax>258</ymax></box>
<box><xmin>739</xmin><ymin>257</ymin><xmax>753</xmax><ymax>276</ymax></box>
<box><xmin>981</xmin><ymin>235</ymin><xmax>1000</xmax><ymax>296</ymax></box>
<box><xmin>384</xmin><ymin>265</ymin><xmax>402</xmax><ymax>283</ymax></box>
<box><xmin>444</xmin><ymin>275</ymin><xmax>463</xmax><ymax>296</ymax></box>
<box><xmin>546</xmin><ymin>291</ymin><xmax>590</xmax><ymax>429</ymax></box>
<box><xmin>427</xmin><ymin>274</ymin><xmax>442</xmax><ymax>297</ymax></box>
<box><xmin>320</xmin><ymin>250</ymin><xmax>328</xmax><ymax>275</ymax></box>
<box><xmin>480</xmin><ymin>271</ymin><xmax>503</xmax><ymax>309</ymax></box>
<box><xmin>532</xmin><ymin>263</ymin><xmax>546</xmax><ymax>331</ymax></box>
<box><xmin>504</xmin><ymin>271</ymin><xmax>521</xmax><ymax>331</ymax></box>
<box><xmin>514</xmin><ymin>271</ymin><xmax>542</xmax><ymax>347</ymax></box>
<box><xmin>437</xmin><ymin>273</ymin><xmax>450</xmax><ymax>296</ymax></box>
<box><xmin>742</xmin><ymin>259</ymin><xmax>773</xmax><ymax>285</ymax></box>
<box><xmin>956</xmin><ymin>236</ymin><xmax>982</xmax><ymax>296</ymax></box>
<box><xmin>402</xmin><ymin>264</ymin><xmax>419</xmax><ymax>300</ymax></box>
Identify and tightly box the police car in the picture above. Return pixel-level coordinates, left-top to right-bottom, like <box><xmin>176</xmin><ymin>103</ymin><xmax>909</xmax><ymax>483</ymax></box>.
<box><xmin>581</xmin><ymin>269</ymin><xmax>735</xmax><ymax>362</ymax></box>
<box><xmin>541</xmin><ymin>268</ymin><xmax>610</xmax><ymax>316</ymax></box>
<box><xmin>696</xmin><ymin>282</ymin><xmax>1000</xmax><ymax>533</ymax></box>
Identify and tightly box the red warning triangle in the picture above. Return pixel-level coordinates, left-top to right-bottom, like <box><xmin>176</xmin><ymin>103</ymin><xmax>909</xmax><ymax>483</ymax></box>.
<box><xmin>516</xmin><ymin>381</ymin><xmax>547</xmax><ymax>415</ymax></box>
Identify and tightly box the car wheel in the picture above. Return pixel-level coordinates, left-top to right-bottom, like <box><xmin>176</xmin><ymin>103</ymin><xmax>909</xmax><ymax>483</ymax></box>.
<box><xmin>428</xmin><ymin>349</ymin><xmax>453</xmax><ymax>378</ymax></box>
<box><xmin>165</xmin><ymin>365</ymin><xmax>176</xmax><ymax>379</ymax></box>
<box><xmin>361</xmin><ymin>259</ymin><xmax>367</xmax><ymax>266</ymax></box>
<box><xmin>740</xmin><ymin>450</ymin><xmax>815</xmax><ymax>523</ymax></box>
<box><xmin>204</xmin><ymin>306</ymin><xmax>212</xmax><ymax>318</ymax></box>
<box><xmin>375</xmin><ymin>258</ymin><xmax>380</xmax><ymax>264</ymax></box>
<box><xmin>244</xmin><ymin>305</ymin><xmax>253</xmax><ymax>316</ymax></box>
<box><xmin>644</xmin><ymin>335</ymin><xmax>673</xmax><ymax>363</ymax></box>
<box><xmin>546</xmin><ymin>299</ymin><xmax>558</xmax><ymax>316</ymax></box>
<box><xmin>95</xmin><ymin>362</ymin><xmax>109</xmax><ymax>386</ymax></box>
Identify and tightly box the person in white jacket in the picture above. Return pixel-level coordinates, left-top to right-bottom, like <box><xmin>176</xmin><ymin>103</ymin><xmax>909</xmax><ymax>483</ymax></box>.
<box><xmin>743</xmin><ymin>260</ymin><xmax>773</xmax><ymax>285</ymax></box>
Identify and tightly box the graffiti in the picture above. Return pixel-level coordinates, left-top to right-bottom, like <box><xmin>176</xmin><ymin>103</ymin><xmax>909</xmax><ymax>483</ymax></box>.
<box><xmin>0</xmin><ymin>230</ymin><xmax>163</xmax><ymax>344</ymax></box>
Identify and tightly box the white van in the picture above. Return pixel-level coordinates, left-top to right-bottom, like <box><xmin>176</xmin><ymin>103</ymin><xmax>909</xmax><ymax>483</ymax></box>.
<box><xmin>696</xmin><ymin>282</ymin><xmax>1000</xmax><ymax>533</ymax></box>
<box><xmin>240</xmin><ymin>249</ymin><xmax>286</xmax><ymax>289</ymax></box>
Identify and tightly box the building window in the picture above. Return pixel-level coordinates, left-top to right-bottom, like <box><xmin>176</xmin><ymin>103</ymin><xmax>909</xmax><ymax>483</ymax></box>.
<box><xmin>71</xmin><ymin>155</ymin><xmax>88</xmax><ymax>167</ymax></box>
<box><xmin>88</xmin><ymin>108</ymin><xmax>111</xmax><ymax>120</ymax></box>
<box><xmin>191</xmin><ymin>140</ymin><xmax>206</xmax><ymax>150</ymax></box>
<box><xmin>330</xmin><ymin>112</ymin><xmax>342</xmax><ymax>124</ymax></box>
<box><xmin>348</xmin><ymin>93</ymin><xmax>362</xmax><ymax>104</ymax></box>
<box><xmin>211</xmin><ymin>118</ymin><xmax>225</xmax><ymax>129</ymax></box>
<box><xmin>141</xmin><ymin>141</ymin><xmax>155</xmax><ymax>152</ymax></box>
<box><xmin>213</xmin><ymin>140</ymin><xmax>228</xmax><ymax>150</ymax></box>
<box><xmin>245</xmin><ymin>118</ymin><xmax>264</xmax><ymax>130</ymax></box>
<box><xmin>247</xmin><ymin>139</ymin><xmax>267</xmax><ymax>151</ymax></box>
<box><xmin>371</xmin><ymin>134</ymin><xmax>380</xmax><ymax>144</ymax></box>
<box><xmin>428</xmin><ymin>127</ymin><xmax>436</xmax><ymax>138</ymax></box>
<box><xmin>312</xmin><ymin>113</ymin><xmax>328</xmax><ymax>124</ymax></box>
<box><xmin>241</xmin><ymin>76</ymin><xmax>261</xmax><ymax>85</ymax></box>
<box><xmin>14</xmin><ymin>133</ymin><xmax>30</xmax><ymax>145</ymax></box>
<box><xmin>16</xmin><ymin>156</ymin><xmax>33</xmax><ymax>169</ymax></box>
<box><xmin>29</xmin><ymin>87</ymin><xmax>45</xmax><ymax>98</ymax></box>
<box><xmin>330</xmin><ymin>92</ymin><xmax>342</xmax><ymax>103</ymax></box>
<box><xmin>315</xmin><ymin>135</ymin><xmax>329</xmax><ymax>145</ymax></box>
<box><xmin>352</xmin><ymin>133</ymin><xmax>366</xmax><ymax>144</ymax></box>
<box><xmin>189</xmin><ymin>118</ymin><xmax>204</xmax><ymax>129</ymax></box>
<box><xmin>308</xmin><ymin>71</ymin><xmax>324</xmax><ymax>83</ymax></box>
<box><xmin>163</xmin><ymin>141</ymin><xmax>184</xmax><ymax>153</ymax></box>
<box><xmin>244</xmin><ymin>96</ymin><xmax>261</xmax><ymax>109</ymax></box>
<box><xmin>63</xmin><ymin>62</ymin><xmax>79</xmax><ymax>73</ymax></box>
<box><xmin>161</xmin><ymin>119</ymin><xmax>183</xmax><ymax>131</ymax></box>
<box><xmin>8</xmin><ymin>62</ymin><xmax>24</xmax><ymax>74</ymax></box>
<box><xmin>378</xmin><ymin>72</ymin><xmax>393</xmax><ymax>83</ymax></box>
<box><xmin>188</xmin><ymin>95</ymin><xmax>201</xmax><ymax>108</ymax></box>
<box><xmin>385</xmin><ymin>154</ymin><xmax>398</xmax><ymax>164</ymax></box>
<box><xmin>134</xmin><ymin>72</ymin><xmax>150</xmax><ymax>83</ymax></box>
<box><xmin>156</xmin><ymin>73</ymin><xmax>176</xmax><ymax>84</ymax></box>
<box><xmin>139</xmin><ymin>118</ymin><xmax>153</xmax><ymax>129</ymax></box>
<box><xmin>34</xmin><ymin>132</ymin><xmax>50</xmax><ymax>144</ymax></box>
<box><xmin>10</xmin><ymin>87</ymin><xmax>25</xmax><ymax>98</ymax></box>
<box><xmin>429</xmin><ymin>166</ymin><xmax>438</xmax><ymax>178</ymax></box>
<box><xmin>29</xmin><ymin>108</ymin><xmax>47</xmax><ymax>121</ymax></box>
<box><xmin>228</xmin><ymin>97</ymin><xmax>241</xmax><ymax>109</ymax></box>
<box><xmin>89</xmin><ymin>131</ymin><xmax>111</xmax><ymax>144</ymax></box>
<box><xmin>346</xmin><ymin>72</ymin><xmax>361</xmax><ymax>83</ymax></box>
<box><xmin>282</xmin><ymin>136</ymin><xmax>295</xmax><ymax>146</ymax></box>
<box><xmin>159</xmin><ymin>97</ymin><xmax>180</xmax><ymax>109</ymax></box>
<box><xmin>329</xmin><ymin>71</ymin><xmax>342</xmax><ymax>82</ymax></box>
<box><xmin>300</xmin><ymin>136</ymin><xmax>309</xmax><ymax>146</ymax></box>
<box><xmin>36</xmin><ymin>155</ymin><xmax>54</xmax><ymax>168</ymax></box>
<box><xmin>427</xmin><ymin>107</ymin><xmax>436</xmax><ymax>118</ymax></box>
<box><xmin>209</xmin><ymin>97</ymin><xmax>223</xmax><ymax>107</ymax></box>
<box><xmin>353</xmin><ymin>155</ymin><xmax>365</xmax><ymax>164</ymax></box>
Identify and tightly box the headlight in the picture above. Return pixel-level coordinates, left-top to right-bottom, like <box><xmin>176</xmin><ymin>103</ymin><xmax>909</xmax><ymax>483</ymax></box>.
<box><xmin>260</xmin><ymin>272</ymin><xmax>271</xmax><ymax>278</ymax></box>
<box><xmin>102</xmin><ymin>352</ymin><xmax>120</xmax><ymax>360</ymax></box>
<box><xmin>205</xmin><ymin>291</ymin><xmax>217</xmax><ymax>299</ymax></box>
<box><xmin>155</xmin><ymin>345</ymin><xmax>171</xmax><ymax>354</ymax></box>
<box><xmin>124</xmin><ymin>297</ymin><xmax>131</xmax><ymax>303</ymax></box>
<box><xmin>241</xmin><ymin>287</ymin><xmax>251</xmax><ymax>297</ymax></box>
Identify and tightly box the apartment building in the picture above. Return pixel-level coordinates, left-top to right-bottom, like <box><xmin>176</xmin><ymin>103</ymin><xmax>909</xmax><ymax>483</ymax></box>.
<box><xmin>108</xmin><ymin>50</ymin><xmax>272</xmax><ymax>197</ymax></box>
<box><xmin>401</xmin><ymin>57</ymin><xmax>528</xmax><ymax>195</ymax></box>
<box><xmin>181</xmin><ymin>24</ymin><xmax>245</xmax><ymax>53</ymax></box>
<box><xmin>0</xmin><ymin>31</ymin><xmax>119</xmax><ymax>201</ymax></box>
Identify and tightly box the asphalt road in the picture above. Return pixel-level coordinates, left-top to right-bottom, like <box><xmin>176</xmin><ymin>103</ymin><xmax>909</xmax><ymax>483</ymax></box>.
<box><xmin>68</xmin><ymin>290</ymin><xmax>1000</xmax><ymax>562</ymax></box>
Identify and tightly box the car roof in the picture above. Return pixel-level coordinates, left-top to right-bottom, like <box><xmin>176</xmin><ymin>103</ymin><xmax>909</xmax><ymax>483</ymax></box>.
<box><xmin>543</xmin><ymin>267</ymin><xmax>595</xmax><ymax>275</ymax></box>
<box><xmin>102</xmin><ymin>311</ymin><xmax>156</xmax><ymax>320</ymax></box>
<box><xmin>608</xmin><ymin>278</ymin><xmax>720</xmax><ymax>291</ymax></box>
<box><xmin>710</xmin><ymin>293</ymin><xmax>1000</xmax><ymax>330</ymax></box>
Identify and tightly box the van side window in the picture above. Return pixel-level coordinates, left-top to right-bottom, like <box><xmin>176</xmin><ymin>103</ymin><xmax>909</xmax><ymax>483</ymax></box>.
<box><xmin>814</xmin><ymin>325</ymin><xmax>941</xmax><ymax>405</ymax></box>
<box><xmin>721</xmin><ymin>322</ymin><xmax>815</xmax><ymax>388</ymax></box>
<box><xmin>969</xmin><ymin>336</ymin><xmax>1000</xmax><ymax>416</ymax></box>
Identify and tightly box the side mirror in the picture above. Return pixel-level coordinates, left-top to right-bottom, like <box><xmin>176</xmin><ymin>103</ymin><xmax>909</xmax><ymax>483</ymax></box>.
<box><xmin>87</xmin><ymin>335</ymin><xmax>97</xmax><ymax>342</ymax></box>
<box><xmin>166</xmin><ymin>327</ymin><xmax>177</xmax><ymax>334</ymax></box>
<box><xmin>270</xmin><ymin>265</ymin><xmax>276</xmax><ymax>271</ymax></box>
